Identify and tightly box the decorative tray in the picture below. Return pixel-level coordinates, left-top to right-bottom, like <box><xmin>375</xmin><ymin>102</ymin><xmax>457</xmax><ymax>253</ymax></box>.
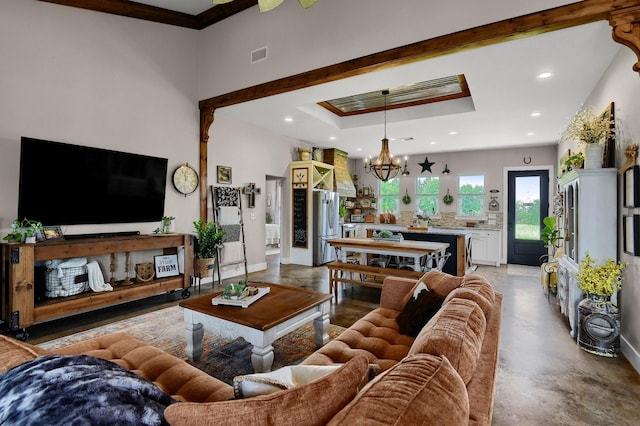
<box><xmin>212</xmin><ymin>287</ymin><xmax>270</xmax><ymax>308</ymax></box>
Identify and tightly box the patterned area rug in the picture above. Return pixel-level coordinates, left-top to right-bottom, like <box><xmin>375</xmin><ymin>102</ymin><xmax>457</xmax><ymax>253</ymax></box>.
<box><xmin>38</xmin><ymin>306</ymin><xmax>346</xmax><ymax>385</ymax></box>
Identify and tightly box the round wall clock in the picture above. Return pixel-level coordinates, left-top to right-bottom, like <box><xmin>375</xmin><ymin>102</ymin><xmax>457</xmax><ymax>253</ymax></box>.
<box><xmin>172</xmin><ymin>163</ymin><xmax>199</xmax><ymax>196</ymax></box>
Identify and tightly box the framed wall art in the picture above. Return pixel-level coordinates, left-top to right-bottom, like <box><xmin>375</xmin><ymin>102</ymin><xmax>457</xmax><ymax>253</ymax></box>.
<box><xmin>43</xmin><ymin>226</ymin><xmax>64</xmax><ymax>241</ymax></box>
<box><xmin>217</xmin><ymin>166</ymin><xmax>232</xmax><ymax>184</ymax></box>
<box><xmin>623</xmin><ymin>215</ymin><xmax>640</xmax><ymax>256</ymax></box>
<box><xmin>624</xmin><ymin>165</ymin><xmax>639</xmax><ymax>208</ymax></box>
<box><xmin>154</xmin><ymin>254</ymin><xmax>180</xmax><ymax>278</ymax></box>
<box><xmin>600</xmin><ymin>102</ymin><xmax>615</xmax><ymax>168</ymax></box>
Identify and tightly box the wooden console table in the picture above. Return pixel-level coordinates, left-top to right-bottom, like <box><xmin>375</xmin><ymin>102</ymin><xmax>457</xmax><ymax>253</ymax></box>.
<box><xmin>1</xmin><ymin>234</ymin><xmax>193</xmax><ymax>335</ymax></box>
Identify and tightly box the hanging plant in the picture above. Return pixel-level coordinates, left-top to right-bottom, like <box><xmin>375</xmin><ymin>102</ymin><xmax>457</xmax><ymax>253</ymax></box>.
<box><xmin>402</xmin><ymin>189</ymin><xmax>412</xmax><ymax>205</ymax></box>
<box><xmin>443</xmin><ymin>189</ymin><xmax>454</xmax><ymax>205</ymax></box>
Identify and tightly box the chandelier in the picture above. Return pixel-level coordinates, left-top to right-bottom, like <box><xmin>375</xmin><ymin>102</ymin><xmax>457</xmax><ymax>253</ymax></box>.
<box><xmin>364</xmin><ymin>90</ymin><xmax>401</xmax><ymax>182</ymax></box>
<box><xmin>213</xmin><ymin>0</ymin><xmax>317</xmax><ymax>13</ymax></box>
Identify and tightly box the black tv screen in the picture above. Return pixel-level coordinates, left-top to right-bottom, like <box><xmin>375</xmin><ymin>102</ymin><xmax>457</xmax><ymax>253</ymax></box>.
<box><xmin>18</xmin><ymin>137</ymin><xmax>168</xmax><ymax>226</ymax></box>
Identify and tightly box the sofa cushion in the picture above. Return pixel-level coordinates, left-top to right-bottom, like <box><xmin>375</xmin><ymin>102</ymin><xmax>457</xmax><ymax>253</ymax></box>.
<box><xmin>52</xmin><ymin>332</ymin><xmax>234</xmax><ymax>402</ymax></box>
<box><xmin>164</xmin><ymin>355</ymin><xmax>370</xmax><ymax>426</ymax></box>
<box><xmin>301</xmin><ymin>308</ymin><xmax>415</xmax><ymax>372</ymax></box>
<box><xmin>396</xmin><ymin>282</ymin><xmax>444</xmax><ymax>337</ymax></box>
<box><xmin>408</xmin><ymin>298</ymin><xmax>486</xmax><ymax>384</ymax></box>
<box><xmin>327</xmin><ymin>354</ymin><xmax>469</xmax><ymax>426</ymax></box>
<box><xmin>0</xmin><ymin>334</ymin><xmax>50</xmax><ymax>375</ymax></box>
<box><xmin>444</xmin><ymin>286</ymin><xmax>493</xmax><ymax>319</ymax></box>
<box><xmin>420</xmin><ymin>269</ymin><xmax>464</xmax><ymax>298</ymax></box>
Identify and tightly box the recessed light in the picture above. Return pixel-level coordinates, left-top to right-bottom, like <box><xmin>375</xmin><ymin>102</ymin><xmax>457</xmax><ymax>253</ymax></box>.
<box><xmin>430</xmin><ymin>141</ymin><xmax>437</xmax><ymax>145</ymax></box>
<box><xmin>448</xmin><ymin>131</ymin><xmax>458</xmax><ymax>135</ymax></box>
<box><xmin>537</xmin><ymin>72</ymin><xmax>552</xmax><ymax>79</ymax></box>
<box><xmin>356</xmin><ymin>148</ymin><xmax>362</xmax><ymax>151</ymax></box>
<box><xmin>284</xmin><ymin>117</ymin><xmax>293</xmax><ymax>122</ymax></box>
<box><xmin>527</xmin><ymin>132</ymin><xmax>535</xmax><ymax>136</ymax></box>
<box><xmin>329</xmin><ymin>136</ymin><xmax>336</xmax><ymax>140</ymax></box>
<box><xmin>530</xmin><ymin>112</ymin><xmax>541</xmax><ymax>117</ymax></box>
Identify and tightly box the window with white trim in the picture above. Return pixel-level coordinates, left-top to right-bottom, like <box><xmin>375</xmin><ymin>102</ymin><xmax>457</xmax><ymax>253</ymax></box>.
<box><xmin>379</xmin><ymin>178</ymin><xmax>400</xmax><ymax>214</ymax></box>
<box><xmin>458</xmin><ymin>174</ymin><xmax>485</xmax><ymax>216</ymax></box>
<box><xmin>416</xmin><ymin>176</ymin><xmax>440</xmax><ymax>215</ymax></box>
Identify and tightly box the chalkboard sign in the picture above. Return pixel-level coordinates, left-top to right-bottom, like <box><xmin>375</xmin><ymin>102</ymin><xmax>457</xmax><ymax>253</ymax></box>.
<box><xmin>292</xmin><ymin>188</ymin><xmax>307</xmax><ymax>247</ymax></box>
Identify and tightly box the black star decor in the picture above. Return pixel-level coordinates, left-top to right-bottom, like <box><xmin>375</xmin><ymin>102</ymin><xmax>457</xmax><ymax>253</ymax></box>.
<box><xmin>418</xmin><ymin>156</ymin><xmax>435</xmax><ymax>173</ymax></box>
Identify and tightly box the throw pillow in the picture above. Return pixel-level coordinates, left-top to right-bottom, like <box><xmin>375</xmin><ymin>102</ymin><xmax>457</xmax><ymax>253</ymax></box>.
<box><xmin>233</xmin><ymin>364</ymin><xmax>343</xmax><ymax>398</ymax></box>
<box><xmin>164</xmin><ymin>355</ymin><xmax>370</xmax><ymax>426</ymax></box>
<box><xmin>0</xmin><ymin>354</ymin><xmax>176</xmax><ymax>426</ymax></box>
<box><xmin>0</xmin><ymin>334</ymin><xmax>50</xmax><ymax>374</ymax></box>
<box><xmin>396</xmin><ymin>282</ymin><xmax>445</xmax><ymax>337</ymax></box>
<box><xmin>327</xmin><ymin>354</ymin><xmax>470</xmax><ymax>426</ymax></box>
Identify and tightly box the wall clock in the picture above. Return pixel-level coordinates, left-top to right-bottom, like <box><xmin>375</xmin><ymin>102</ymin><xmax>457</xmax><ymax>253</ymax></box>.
<box><xmin>172</xmin><ymin>163</ymin><xmax>199</xmax><ymax>196</ymax></box>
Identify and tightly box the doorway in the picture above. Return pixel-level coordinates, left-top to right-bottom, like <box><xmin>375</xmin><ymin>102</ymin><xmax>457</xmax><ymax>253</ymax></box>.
<box><xmin>265</xmin><ymin>176</ymin><xmax>283</xmax><ymax>258</ymax></box>
<box><xmin>506</xmin><ymin>168</ymin><xmax>550</xmax><ymax>266</ymax></box>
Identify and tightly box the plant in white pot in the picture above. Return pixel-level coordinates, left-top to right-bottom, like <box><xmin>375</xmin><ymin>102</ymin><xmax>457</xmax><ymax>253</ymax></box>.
<box><xmin>3</xmin><ymin>218</ymin><xmax>43</xmax><ymax>243</ymax></box>
<box><xmin>193</xmin><ymin>218</ymin><xmax>226</xmax><ymax>277</ymax></box>
<box><xmin>562</xmin><ymin>106</ymin><xmax>613</xmax><ymax>169</ymax></box>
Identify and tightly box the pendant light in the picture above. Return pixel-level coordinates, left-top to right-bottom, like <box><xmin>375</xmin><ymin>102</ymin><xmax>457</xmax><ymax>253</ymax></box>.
<box><xmin>364</xmin><ymin>90</ymin><xmax>401</xmax><ymax>182</ymax></box>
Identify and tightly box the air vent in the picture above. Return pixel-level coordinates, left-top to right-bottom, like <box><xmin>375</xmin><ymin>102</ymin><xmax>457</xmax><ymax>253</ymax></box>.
<box><xmin>251</xmin><ymin>46</ymin><xmax>268</xmax><ymax>64</ymax></box>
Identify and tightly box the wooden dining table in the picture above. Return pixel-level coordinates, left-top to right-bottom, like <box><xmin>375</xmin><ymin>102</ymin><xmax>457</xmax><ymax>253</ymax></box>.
<box><xmin>325</xmin><ymin>237</ymin><xmax>449</xmax><ymax>297</ymax></box>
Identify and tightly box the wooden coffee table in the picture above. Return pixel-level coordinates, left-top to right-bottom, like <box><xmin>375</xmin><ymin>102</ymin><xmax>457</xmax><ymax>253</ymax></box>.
<box><xmin>179</xmin><ymin>282</ymin><xmax>332</xmax><ymax>373</ymax></box>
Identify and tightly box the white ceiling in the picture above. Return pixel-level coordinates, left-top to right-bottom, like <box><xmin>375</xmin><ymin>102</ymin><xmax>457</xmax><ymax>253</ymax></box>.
<box><xmin>134</xmin><ymin>1</ymin><xmax>622</xmax><ymax>159</ymax></box>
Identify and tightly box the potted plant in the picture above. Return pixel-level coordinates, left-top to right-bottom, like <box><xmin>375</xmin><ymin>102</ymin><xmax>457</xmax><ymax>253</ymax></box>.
<box><xmin>563</xmin><ymin>152</ymin><xmax>584</xmax><ymax>172</ymax></box>
<box><xmin>562</xmin><ymin>106</ymin><xmax>613</xmax><ymax>169</ymax></box>
<box><xmin>576</xmin><ymin>252</ymin><xmax>627</xmax><ymax>299</ymax></box>
<box><xmin>193</xmin><ymin>218</ymin><xmax>226</xmax><ymax>277</ymax></box>
<box><xmin>416</xmin><ymin>213</ymin><xmax>430</xmax><ymax>228</ymax></box>
<box><xmin>575</xmin><ymin>252</ymin><xmax>627</xmax><ymax>356</ymax></box>
<box><xmin>3</xmin><ymin>218</ymin><xmax>43</xmax><ymax>243</ymax></box>
<box><xmin>541</xmin><ymin>216</ymin><xmax>562</xmax><ymax>256</ymax></box>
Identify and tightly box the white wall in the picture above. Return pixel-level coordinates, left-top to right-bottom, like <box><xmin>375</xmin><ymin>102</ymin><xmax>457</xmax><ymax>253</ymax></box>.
<box><xmin>569</xmin><ymin>47</ymin><xmax>640</xmax><ymax>372</ymax></box>
<box><xmin>0</xmin><ymin>0</ymin><xmax>200</xmax><ymax>237</ymax></box>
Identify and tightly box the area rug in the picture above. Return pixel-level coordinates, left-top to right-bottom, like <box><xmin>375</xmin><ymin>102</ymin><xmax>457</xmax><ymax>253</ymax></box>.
<box><xmin>38</xmin><ymin>306</ymin><xmax>346</xmax><ymax>385</ymax></box>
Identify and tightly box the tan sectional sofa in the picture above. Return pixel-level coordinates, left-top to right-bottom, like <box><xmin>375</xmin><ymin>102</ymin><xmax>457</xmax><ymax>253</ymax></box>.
<box><xmin>0</xmin><ymin>269</ymin><xmax>501</xmax><ymax>425</ymax></box>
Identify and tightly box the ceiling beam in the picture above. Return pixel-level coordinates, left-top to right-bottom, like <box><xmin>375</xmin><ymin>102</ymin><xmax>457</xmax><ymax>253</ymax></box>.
<box><xmin>199</xmin><ymin>0</ymin><xmax>640</xmax><ymax>111</ymax></box>
<box><xmin>36</xmin><ymin>0</ymin><xmax>257</xmax><ymax>30</ymax></box>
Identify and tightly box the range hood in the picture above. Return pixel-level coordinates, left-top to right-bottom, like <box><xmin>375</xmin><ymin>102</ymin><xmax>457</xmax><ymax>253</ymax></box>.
<box><xmin>322</xmin><ymin>148</ymin><xmax>356</xmax><ymax>198</ymax></box>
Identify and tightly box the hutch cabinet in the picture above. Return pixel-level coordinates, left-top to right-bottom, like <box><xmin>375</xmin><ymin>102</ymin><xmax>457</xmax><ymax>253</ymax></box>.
<box><xmin>556</xmin><ymin>168</ymin><xmax>617</xmax><ymax>338</ymax></box>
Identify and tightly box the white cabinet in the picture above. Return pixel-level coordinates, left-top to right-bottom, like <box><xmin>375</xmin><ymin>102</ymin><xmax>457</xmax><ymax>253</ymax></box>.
<box><xmin>556</xmin><ymin>168</ymin><xmax>617</xmax><ymax>338</ymax></box>
<box><xmin>470</xmin><ymin>229</ymin><xmax>501</xmax><ymax>266</ymax></box>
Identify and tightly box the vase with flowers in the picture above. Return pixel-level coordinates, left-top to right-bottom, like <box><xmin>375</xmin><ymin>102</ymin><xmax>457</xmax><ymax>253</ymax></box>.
<box><xmin>562</xmin><ymin>106</ymin><xmax>614</xmax><ymax>169</ymax></box>
<box><xmin>575</xmin><ymin>252</ymin><xmax>627</xmax><ymax>357</ymax></box>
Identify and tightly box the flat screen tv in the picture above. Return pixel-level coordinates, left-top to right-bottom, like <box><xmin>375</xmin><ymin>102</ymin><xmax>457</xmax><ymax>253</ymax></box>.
<box><xmin>18</xmin><ymin>137</ymin><xmax>168</xmax><ymax>226</ymax></box>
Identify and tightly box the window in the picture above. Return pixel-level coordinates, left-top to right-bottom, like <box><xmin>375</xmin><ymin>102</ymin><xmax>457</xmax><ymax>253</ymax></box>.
<box><xmin>379</xmin><ymin>178</ymin><xmax>400</xmax><ymax>214</ymax></box>
<box><xmin>458</xmin><ymin>174</ymin><xmax>485</xmax><ymax>216</ymax></box>
<box><xmin>416</xmin><ymin>176</ymin><xmax>440</xmax><ymax>215</ymax></box>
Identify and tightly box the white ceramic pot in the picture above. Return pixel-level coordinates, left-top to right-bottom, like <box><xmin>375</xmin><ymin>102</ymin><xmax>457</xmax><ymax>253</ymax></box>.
<box><xmin>584</xmin><ymin>144</ymin><xmax>603</xmax><ymax>169</ymax></box>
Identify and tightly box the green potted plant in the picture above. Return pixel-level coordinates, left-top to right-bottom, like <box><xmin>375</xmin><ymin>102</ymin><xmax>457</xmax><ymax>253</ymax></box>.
<box><xmin>563</xmin><ymin>152</ymin><xmax>584</xmax><ymax>172</ymax></box>
<box><xmin>193</xmin><ymin>218</ymin><xmax>226</xmax><ymax>277</ymax></box>
<box><xmin>3</xmin><ymin>218</ymin><xmax>43</xmax><ymax>243</ymax></box>
<box><xmin>541</xmin><ymin>216</ymin><xmax>562</xmax><ymax>255</ymax></box>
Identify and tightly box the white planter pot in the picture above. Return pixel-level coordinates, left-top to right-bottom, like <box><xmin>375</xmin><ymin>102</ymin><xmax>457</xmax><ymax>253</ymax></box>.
<box><xmin>584</xmin><ymin>144</ymin><xmax>603</xmax><ymax>169</ymax></box>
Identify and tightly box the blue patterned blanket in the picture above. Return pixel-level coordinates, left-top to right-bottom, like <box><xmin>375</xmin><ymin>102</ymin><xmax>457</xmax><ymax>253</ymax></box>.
<box><xmin>0</xmin><ymin>354</ymin><xmax>176</xmax><ymax>425</ymax></box>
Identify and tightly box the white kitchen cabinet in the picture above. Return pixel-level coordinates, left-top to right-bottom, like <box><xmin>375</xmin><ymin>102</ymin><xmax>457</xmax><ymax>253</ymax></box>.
<box><xmin>470</xmin><ymin>229</ymin><xmax>501</xmax><ymax>266</ymax></box>
<box><xmin>556</xmin><ymin>168</ymin><xmax>617</xmax><ymax>338</ymax></box>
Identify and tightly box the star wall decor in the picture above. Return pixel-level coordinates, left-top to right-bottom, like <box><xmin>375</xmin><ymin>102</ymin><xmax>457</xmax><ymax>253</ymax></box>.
<box><xmin>419</xmin><ymin>156</ymin><xmax>435</xmax><ymax>173</ymax></box>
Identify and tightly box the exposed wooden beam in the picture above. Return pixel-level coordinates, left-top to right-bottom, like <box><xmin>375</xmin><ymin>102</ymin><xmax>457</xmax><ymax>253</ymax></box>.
<box><xmin>199</xmin><ymin>0</ymin><xmax>640</xmax><ymax>111</ymax></box>
<box><xmin>36</xmin><ymin>0</ymin><xmax>257</xmax><ymax>30</ymax></box>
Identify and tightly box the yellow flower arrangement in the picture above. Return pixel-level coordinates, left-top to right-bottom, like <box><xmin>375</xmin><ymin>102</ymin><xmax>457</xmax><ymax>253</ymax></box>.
<box><xmin>576</xmin><ymin>252</ymin><xmax>627</xmax><ymax>297</ymax></box>
<box><xmin>562</xmin><ymin>106</ymin><xmax>613</xmax><ymax>145</ymax></box>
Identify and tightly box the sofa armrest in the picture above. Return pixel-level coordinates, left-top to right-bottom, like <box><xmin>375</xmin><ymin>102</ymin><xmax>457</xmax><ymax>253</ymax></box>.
<box><xmin>380</xmin><ymin>276</ymin><xmax>418</xmax><ymax>311</ymax></box>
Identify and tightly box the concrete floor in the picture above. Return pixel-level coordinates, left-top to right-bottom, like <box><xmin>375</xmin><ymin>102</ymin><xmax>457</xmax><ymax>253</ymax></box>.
<box><xmin>28</xmin><ymin>255</ymin><xmax>640</xmax><ymax>425</ymax></box>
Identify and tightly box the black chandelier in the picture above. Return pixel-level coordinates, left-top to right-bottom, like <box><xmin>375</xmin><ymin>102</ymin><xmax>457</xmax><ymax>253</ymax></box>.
<box><xmin>364</xmin><ymin>90</ymin><xmax>401</xmax><ymax>182</ymax></box>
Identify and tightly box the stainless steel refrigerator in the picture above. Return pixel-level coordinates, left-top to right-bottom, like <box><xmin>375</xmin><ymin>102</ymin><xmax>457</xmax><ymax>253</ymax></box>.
<box><xmin>313</xmin><ymin>190</ymin><xmax>340</xmax><ymax>265</ymax></box>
